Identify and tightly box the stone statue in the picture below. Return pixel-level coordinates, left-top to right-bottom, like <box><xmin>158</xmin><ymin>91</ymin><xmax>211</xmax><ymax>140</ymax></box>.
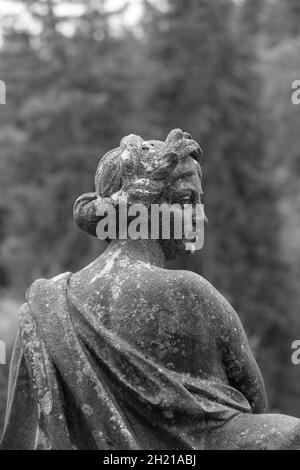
<box><xmin>1</xmin><ymin>128</ymin><xmax>300</xmax><ymax>450</ymax></box>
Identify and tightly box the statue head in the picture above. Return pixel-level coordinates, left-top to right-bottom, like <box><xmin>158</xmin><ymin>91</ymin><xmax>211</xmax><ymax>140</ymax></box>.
<box><xmin>74</xmin><ymin>128</ymin><xmax>205</xmax><ymax>260</ymax></box>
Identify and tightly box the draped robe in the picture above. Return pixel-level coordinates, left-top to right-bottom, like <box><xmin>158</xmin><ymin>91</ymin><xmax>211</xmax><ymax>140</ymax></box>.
<box><xmin>1</xmin><ymin>272</ymin><xmax>253</xmax><ymax>450</ymax></box>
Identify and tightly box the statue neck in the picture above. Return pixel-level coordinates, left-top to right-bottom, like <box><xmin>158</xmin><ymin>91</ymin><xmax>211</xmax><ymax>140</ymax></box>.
<box><xmin>104</xmin><ymin>239</ymin><xmax>166</xmax><ymax>268</ymax></box>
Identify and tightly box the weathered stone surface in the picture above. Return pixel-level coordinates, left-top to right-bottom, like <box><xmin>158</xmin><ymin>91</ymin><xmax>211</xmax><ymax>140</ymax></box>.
<box><xmin>1</xmin><ymin>129</ymin><xmax>300</xmax><ymax>449</ymax></box>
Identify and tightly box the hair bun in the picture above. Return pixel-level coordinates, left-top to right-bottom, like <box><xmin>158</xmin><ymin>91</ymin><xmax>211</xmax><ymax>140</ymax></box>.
<box><xmin>73</xmin><ymin>192</ymin><xmax>100</xmax><ymax>237</ymax></box>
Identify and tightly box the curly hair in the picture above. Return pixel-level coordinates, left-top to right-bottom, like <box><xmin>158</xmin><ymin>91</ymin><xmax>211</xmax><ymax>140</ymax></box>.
<box><xmin>73</xmin><ymin>128</ymin><xmax>202</xmax><ymax>237</ymax></box>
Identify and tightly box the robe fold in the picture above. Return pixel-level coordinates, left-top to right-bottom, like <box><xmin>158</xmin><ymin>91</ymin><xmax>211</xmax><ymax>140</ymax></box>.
<box><xmin>0</xmin><ymin>272</ymin><xmax>251</xmax><ymax>450</ymax></box>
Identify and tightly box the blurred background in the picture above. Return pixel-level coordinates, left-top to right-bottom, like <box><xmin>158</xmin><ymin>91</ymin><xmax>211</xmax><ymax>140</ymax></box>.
<box><xmin>1</xmin><ymin>0</ymin><xmax>300</xmax><ymax>434</ymax></box>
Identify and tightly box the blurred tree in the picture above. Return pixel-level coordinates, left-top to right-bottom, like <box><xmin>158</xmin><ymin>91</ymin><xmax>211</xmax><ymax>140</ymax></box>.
<box><xmin>263</xmin><ymin>0</ymin><xmax>300</xmax><ymax>47</ymax></box>
<box><xmin>281</xmin><ymin>0</ymin><xmax>300</xmax><ymax>37</ymax></box>
<box><xmin>260</xmin><ymin>33</ymin><xmax>300</xmax><ymax>413</ymax></box>
<box><xmin>239</xmin><ymin>0</ymin><xmax>264</xmax><ymax>35</ymax></box>
<box><xmin>0</xmin><ymin>0</ymin><xmax>137</xmax><ymax>292</ymax></box>
<box><xmin>0</xmin><ymin>207</ymin><xmax>8</xmax><ymax>289</ymax></box>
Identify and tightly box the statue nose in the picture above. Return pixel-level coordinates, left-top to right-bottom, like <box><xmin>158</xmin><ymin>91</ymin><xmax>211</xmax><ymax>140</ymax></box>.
<box><xmin>142</xmin><ymin>142</ymin><xmax>150</xmax><ymax>150</ymax></box>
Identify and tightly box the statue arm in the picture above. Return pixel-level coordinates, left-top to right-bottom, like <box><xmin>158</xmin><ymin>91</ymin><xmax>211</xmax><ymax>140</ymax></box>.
<box><xmin>0</xmin><ymin>329</ymin><xmax>38</xmax><ymax>449</ymax></box>
<box><xmin>220</xmin><ymin>306</ymin><xmax>268</xmax><ymax>414</ymax></box>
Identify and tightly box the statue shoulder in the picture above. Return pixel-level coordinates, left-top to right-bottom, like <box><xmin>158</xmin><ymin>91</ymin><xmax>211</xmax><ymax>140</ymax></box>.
<box><xmin>166</xmin><ymin>269</ymin><xmax>237</xmax><ymax>319</ymax></box>
<box><xmin>25</xmin><ymin>272</ymin><xmax>72</xmax><ymax>304</ymax></box>
<box><xmin>161</xmin><ymin>268</ymin><xmax>218</xmax><ymax>298</ymax></box>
